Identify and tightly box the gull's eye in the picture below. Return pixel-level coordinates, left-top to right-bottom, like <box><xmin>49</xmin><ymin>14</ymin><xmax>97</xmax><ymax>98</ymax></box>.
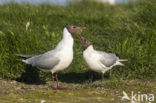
<box><xmin>72</xmin><ymin>26</ymin><xmax>76</xmax><ymax>29</ymax></box>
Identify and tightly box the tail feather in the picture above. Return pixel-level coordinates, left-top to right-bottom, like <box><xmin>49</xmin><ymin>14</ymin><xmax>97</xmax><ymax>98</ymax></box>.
<box><xmin>116</xmin><ymin>61</ymin><xmax>125</xmax><ymax>66</ymax></box>
<box><xmin>22</xmin><ymin>59</ymin><xmax>29</xmax><ymax>64</ymax></box>
<box><xmin>14</xmin><ymin>53</ymin><xmax>36</xmax><ymax>60</ymax></box>
<box><xmin>118</xmin><ymin>59</ymin><xmax>128</xmax><ymax>62</ymax></box>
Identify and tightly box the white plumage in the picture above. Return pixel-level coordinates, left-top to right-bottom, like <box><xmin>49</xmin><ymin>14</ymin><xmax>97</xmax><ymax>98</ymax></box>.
<box><xmin>15</xmin><ymin>25</ymin><xmax>87</xmax><ymax>89</ymax></box>
<box><xmin>83</xmin><ymin>45</ymin><xmax>127</xmax><ymax>74</ymax></box>
<box><xmin>22</xmin><ymin>28</ymin><xmax>73</xmax><ymax>74</ymax></box>
<box><xmin>78</xmin><ymin>35</ymin><xmax>127</xmax><ymax>80</ymax></box>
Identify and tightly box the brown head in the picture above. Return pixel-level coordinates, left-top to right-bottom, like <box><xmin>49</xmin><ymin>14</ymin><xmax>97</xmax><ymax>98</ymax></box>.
<box><xmin>78</xmin><ymin>35</ymin><xmax>92</xmax><ymax>50</ymax></box>
<box><xmin>66</xmin><ymin>24</ymin><xmax>87</xmax><ymax>36</ymax></box>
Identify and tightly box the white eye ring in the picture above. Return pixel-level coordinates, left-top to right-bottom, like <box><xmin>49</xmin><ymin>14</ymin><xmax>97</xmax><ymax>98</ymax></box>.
<box><xmin>72</xmin><ymin>26</ymin><xmax>76</xmax><ymax>28</ymax></box>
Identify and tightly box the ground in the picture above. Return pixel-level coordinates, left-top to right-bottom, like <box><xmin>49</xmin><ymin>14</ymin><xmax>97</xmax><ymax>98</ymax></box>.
<box><xmin>0</xmin><ymin>79</ymin><xmax>156</xmax><ymax>103</ymax></box>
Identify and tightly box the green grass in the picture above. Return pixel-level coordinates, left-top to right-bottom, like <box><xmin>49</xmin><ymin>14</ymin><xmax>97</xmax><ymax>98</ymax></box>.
<box><xmin>0</xmin><ymin>0</ymin><xmax>155</xmax><ymax>82</ymax></box>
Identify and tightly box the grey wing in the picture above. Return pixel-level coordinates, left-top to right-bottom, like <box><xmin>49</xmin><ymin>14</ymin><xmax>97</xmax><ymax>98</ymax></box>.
<box><xmin>27</xmin><ymin>51</ymin><xmax>60</xmax><ymax>70</ymax></box>
<box><xmin>98</xmin><ymin>51</ymin><xmax>117</xmax><ymax>67</ymax></box>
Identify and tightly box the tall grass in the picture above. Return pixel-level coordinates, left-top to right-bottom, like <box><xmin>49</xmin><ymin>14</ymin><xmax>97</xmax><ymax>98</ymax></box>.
<box><xmin>0</xmin><ymin>0</ymin><xmax>155</xmax><ymax>81</ymax></box>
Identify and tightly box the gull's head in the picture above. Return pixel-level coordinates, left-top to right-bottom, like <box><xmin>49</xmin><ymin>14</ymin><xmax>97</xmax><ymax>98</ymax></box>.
<box><xmin>66</xmin><ymin>24</ymin><xmax>87</xmax><ymax>36</ymax></box>
<box><xmin>78</xmin><ymin>35</ymin><xmax>91</xmax><ymax>50</ymax></box>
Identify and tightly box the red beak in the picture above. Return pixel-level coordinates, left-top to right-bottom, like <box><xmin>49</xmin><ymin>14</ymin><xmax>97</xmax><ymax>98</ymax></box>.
<box><xmin>80</xmin><ymin>27</ymin><xmax>87</xmax><ymax>30</ymax></box>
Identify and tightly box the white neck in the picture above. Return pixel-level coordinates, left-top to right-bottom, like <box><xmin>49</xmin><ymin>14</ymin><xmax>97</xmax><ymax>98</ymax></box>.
<box><xmin>63</xmin><ymin>28</ymin><xmax>73</xmax><ymax>39</ymax></box>
<box><xmin>56</xmin><ymin>28</ymin><xmax>74</xmax><ymax>50</ymax></box>
<box><xmin>84</xmin><ymin>45</ymin><xmax>94</xmax><ymax>52</ymax></box>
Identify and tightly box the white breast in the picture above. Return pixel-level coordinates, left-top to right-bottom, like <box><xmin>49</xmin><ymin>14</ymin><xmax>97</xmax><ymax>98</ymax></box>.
<box><xmin>83</xmin><ymin>45</ymin><xmax>104</xmax><ymax>73</ymax></box>
<box><xmin>52</xmin><ymin>48</ymin><xmax>73</xmax><ymax>73</ymax></box>
<box><xmin>51</xmin><ymin>28</ymin><xmax>74</xmax><ymax>73</ymax></box>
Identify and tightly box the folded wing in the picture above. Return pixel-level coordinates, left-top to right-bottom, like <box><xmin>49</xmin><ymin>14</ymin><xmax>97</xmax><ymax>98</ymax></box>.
<box><xmin>98</xmin><ymin>51</ymin><xmax>118</xmax><ymax>67</ymax></box>
<box><xmin>24</xmin><ymin>51</ymin><xmax>60</xmax><ymax>70</ymax></box>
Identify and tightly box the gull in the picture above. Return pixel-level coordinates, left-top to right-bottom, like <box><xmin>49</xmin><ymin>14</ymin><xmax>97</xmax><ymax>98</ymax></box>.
<box><xmin>78</xmin><ymin>35</ymin><xmax>127</xmax><ymax>81</ymax></box>
<box><xmin>15</xmin><ymin>25</ymin><xmax>87</xmax><ymax>90</ymax></box>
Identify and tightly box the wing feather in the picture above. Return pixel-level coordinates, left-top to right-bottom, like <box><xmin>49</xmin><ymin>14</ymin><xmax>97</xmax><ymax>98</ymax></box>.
<box><xmin>98</xmin><ymin>51</ymin><xmax>117</xmax><ymax>67</ymax></box>
<box><xmin>26</xmin><ymin>50</ymin><xmax>60</xmax><ymax>70</ymax></box>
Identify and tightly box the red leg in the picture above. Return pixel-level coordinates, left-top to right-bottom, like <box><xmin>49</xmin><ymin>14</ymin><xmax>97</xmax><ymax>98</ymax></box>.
<box><xmin>55</xmin><ymin>73</ymin><xmax>65</xmax><ymax>90</ymax></box>
<box><xmin>52</xmin><ymin>73</ymin><xmax>56</xmax><ymax>89</ymax></box>
<box><xmin>52</xmin><ymin>74</ymin><xmax>55</xmax><ymax>81</ymax></box>
<box><xmin>55</xmin><ymin>73</ymin><xmax>59</xmax><ymax>87</ymax></box>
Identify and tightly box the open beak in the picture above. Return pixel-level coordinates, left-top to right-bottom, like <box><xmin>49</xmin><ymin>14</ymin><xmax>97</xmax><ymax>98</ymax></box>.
<box><xmin>77</xmin><ymin>35</ymin><xmax>85</xmax><ymax>44</ymax></box>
